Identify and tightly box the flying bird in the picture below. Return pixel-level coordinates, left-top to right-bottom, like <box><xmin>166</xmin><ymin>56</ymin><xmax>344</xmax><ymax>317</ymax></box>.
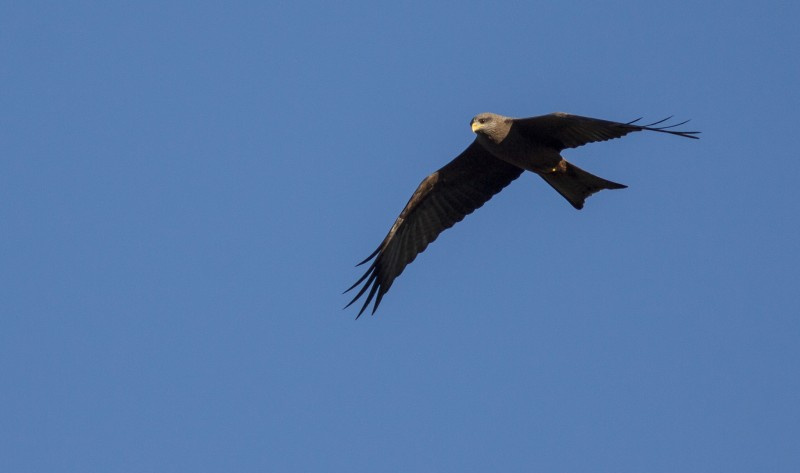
<box><xmin>345</xmin><ymin>112</ymin><xmax>699</xmax><ymax>317</ymax></box>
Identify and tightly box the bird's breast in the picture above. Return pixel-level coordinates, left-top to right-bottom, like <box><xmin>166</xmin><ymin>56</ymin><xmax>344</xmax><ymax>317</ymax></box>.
<box><xmin>479</xmin><ymin>135</ymin><xmax>561</xmax><ymax>173</ymax></box>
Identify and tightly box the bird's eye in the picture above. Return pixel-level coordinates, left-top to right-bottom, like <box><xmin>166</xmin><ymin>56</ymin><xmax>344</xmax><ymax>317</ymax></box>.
<box><xmin>479</xmin><ymin>118</ymin><xmax>486</xmax><ymax>124</ymax></box>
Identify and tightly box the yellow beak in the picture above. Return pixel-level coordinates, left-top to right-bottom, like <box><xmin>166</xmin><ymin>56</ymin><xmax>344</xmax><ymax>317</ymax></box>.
<box><xmin>471</xmin><ymin>121</ymin><xmax>481</xmax><ymax>133</ymax></box>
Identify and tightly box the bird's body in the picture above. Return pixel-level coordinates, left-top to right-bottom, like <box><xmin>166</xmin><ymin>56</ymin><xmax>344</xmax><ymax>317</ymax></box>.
<box><xmin>473</xmin><ymin>114</ymin><xmax>561</xmax><ymax>173</ymax></box>
<box><xmin>346</xmin><ymin>112</ymin><xmax>699</xmax><ymax>317</ymax></box>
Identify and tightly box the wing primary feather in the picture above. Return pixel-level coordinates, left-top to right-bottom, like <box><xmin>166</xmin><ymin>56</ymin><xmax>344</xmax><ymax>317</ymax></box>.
<box><xmin>358</xmin><ymin>276</ymin><xmax>381</xmax><ymax>317</ymax></box>
<box><xmin>650</xmin><ymin>118</ymin><xmax>691</xmax><ymax>129</ymax></box>
<box><xmin>355</xmin><ymin>246</ymin><xmax>381</xmax><ymax>266</ymax></box>
<box><xmin>372</xmin><ymin>287</ymin><xmax>388</xmax><ymax>315</ymax></box>
<box><xmin>621</xmin><ymin>116</ymin><xmax>700</xmax><ymax>139</ymax></box>
<box><xmin>641</xmin><ymin>116</ymin><xmax>673</xmax><ymax>127</ymax></box>
<box><xmin>346</xmin><ymin>270</ymin><xmax>377</xmax><ymax>314</ymax></box>
<box><xmin>343</xmin><ymin>263</ymin><xmax>373</xmax><ymax>294</ymax></box>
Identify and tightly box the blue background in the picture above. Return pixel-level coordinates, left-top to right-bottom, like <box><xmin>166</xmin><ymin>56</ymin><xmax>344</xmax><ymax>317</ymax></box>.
<box><xmin>2</xmin><ymin>1</ymin><xmax>799</xmax><ymax>471</ymax></box>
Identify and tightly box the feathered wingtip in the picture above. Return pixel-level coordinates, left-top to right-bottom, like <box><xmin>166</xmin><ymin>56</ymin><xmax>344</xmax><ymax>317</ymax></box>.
<box><xmin>343</xmin><ymin>246</ymin><xmax>384</xmax><ymax>319</ymax></box>
<box><xmin>626</xmin><ymin>116</ymin><xmax>701</xmax><ymax>139</ymax></box>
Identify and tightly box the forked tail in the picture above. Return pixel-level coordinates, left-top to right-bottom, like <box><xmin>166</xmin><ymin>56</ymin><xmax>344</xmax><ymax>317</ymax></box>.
<box><xmin>539</xmin><ymin>160</ymin><xmax>626</xmax><ymax>210</ymax></box>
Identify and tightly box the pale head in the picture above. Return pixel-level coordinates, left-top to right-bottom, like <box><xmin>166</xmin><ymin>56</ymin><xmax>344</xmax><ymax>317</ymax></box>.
<box><xmin>470</xmin><ymin>112</ymin><xmax>512</xmax><ymax>143</ymax></box>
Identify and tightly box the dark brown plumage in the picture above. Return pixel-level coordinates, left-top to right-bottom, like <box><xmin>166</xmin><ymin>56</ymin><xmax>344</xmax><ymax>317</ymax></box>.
<box><xmin>346</xmin><ymin>112</ymin><xmax>699</xmax><ymax>317</ymax></box>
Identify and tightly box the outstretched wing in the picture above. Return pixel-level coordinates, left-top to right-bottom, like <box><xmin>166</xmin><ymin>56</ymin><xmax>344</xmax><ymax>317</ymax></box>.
<box><xmin>513</xmin><ymin>113</ymin><xmax>700</xmax><ymax>150</ymax></box>
<box><xmin>345</xmin><ymin>141</ymin><xmax>524</xmax><ymax>317</ymax></box>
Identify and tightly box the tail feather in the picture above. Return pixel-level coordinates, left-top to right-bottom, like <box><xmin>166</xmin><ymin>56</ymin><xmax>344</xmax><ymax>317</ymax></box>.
<box><xmin>539</xmin><ymin>160</ymin><xmax>626</xmax><ymax>210</ymax></box>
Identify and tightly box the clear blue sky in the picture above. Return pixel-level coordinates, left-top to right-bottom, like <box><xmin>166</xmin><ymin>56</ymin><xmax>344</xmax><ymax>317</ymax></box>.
<box><xmin>2</xmin><ymin>1</ymin><xmax>799</xmax><ymax>472</ymax></box>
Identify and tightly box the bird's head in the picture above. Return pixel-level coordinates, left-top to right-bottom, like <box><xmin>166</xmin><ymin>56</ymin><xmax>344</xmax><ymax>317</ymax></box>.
<box><xmin>470</xmin><ymin>112</ymin><xmax>511</xmax><ymax>143</ymax></box>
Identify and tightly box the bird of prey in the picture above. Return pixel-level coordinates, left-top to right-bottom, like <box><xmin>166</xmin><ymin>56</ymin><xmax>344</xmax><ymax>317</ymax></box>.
<box><xmin>345</xmin><ymin>112</ymin><xmax>699</xmax><ymax>317</ymax></box>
